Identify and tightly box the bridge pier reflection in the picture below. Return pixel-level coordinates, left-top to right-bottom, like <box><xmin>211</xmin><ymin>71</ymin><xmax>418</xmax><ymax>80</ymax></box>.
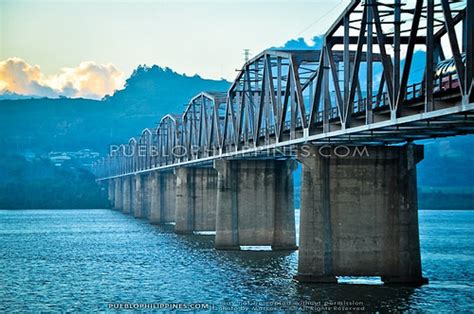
<box><xmin>214</xmin><ymin>159</ymin><xmax>297</xmax><ymax>251</ymax></box>
<box><xmin>296</xmin><ymin>144</ymin><xmax>428</xmax><ymax>285</ymax></box>
<box><xmin>174</xmin><ymin>167</ymin><xmax>217</xmax><ymax>234</ymax></box>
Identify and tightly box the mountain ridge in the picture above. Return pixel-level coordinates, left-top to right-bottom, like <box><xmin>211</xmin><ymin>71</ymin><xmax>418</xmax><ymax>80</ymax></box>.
<box><xmin>0</xmin><ymin>64</ymin><xmax>231</xmax><ymax>154</ymax></box>
<box><xmin>1</xmin><ymin>60</ymin><xmax>473</xmax><ymax>208</ymax></box>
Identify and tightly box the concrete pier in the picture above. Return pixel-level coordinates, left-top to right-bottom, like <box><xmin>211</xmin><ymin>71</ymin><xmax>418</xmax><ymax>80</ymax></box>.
<box><xmin>214</xmin><ymin>159</ymin><xmax>297</xmax><ymax>250</ymax></box>
<box><xmin>174</xmin><ymin>167</ymin><xmax>217</xmax><ymax>233</ymax></box>
<box><xmin>148</xmin><ymin>171</ymin><xmax>177</xmax><ymax>224</ymax></box>
<box><xmin>122</xmin><ymin>176</ymin><xmax>132</xmax><ymax>214</ymax></box>
<box><xmin>131</xmin><ymin>175</ymin><xmax>145</xmax><ymax>218</ymax></box>
<box><xmin>296</xmin><ymin>144</ymin><xmax>428</xmax><ymax>285</ymax></box>
<box><xmin>107</xmin><ymin>180</ymin><xmax>115</xmax><ymax>207</ymax></box>
<box><xmin>141</xmin><ymin>174</ymin><xmax>151</xmax><ymax>219</ymax></box>
<box><xmin>113</xmin><ymin>178</ymin><xmax>122</xmax><ymax>210</ymax></box>
<box><xmin>148</xmin><ymin>172</ymin><xmax>160</xmax><ymax>223</ymax></box>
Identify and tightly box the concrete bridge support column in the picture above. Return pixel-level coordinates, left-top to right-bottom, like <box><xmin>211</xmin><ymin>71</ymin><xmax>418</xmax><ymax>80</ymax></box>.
<box><xmin>214</xmin><ymin>159</ymin><xmax>297</xmax><ymax>250</ymax></box>
<box><xmin>132</xmin><ymin>175</ymin><xmax>145</xmax><ymax>218</ymax></box>
<box><xmin>141</xmin><ymin>174</ymin><xmax>151</xmax><ymax>220</ymax></box>
<box><xmin>148</xmin><ymin>172</ymin><xmax>160</xmax><ymax>223</ymax></box>
<box><xmin>122</xmin><ymin>176</ymin><xmax>132</xmax><ymax>214</ymax></box>
<box><xmin>174</xmin><ymin>167</ymin><xmax>217</xmax><ymax>234</ymax></box>
<box><xmin>107</xmin><ymin>180</ymin><xmax>115</xmax><ymax>208</ymax></box>
<box><xmin>148</xmin><ymin>171</ymin><xmax>177</xmax><ymax>224</ymax></box>
<box><xmin>113</xmin><ymin>178</ymin><xmax>122</xmax><ymax>210</ymax></box>
<box><xmin>296</xmin><ymin>144</ymin><xmax>428</xmax><ymax>285</ymax></box>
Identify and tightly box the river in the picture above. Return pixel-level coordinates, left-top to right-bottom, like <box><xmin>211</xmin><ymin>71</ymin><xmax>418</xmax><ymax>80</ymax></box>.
<box><xmin>0</xmin><ymin>209</ymin><xmax>473</xmax><ymax>312</ymax></box>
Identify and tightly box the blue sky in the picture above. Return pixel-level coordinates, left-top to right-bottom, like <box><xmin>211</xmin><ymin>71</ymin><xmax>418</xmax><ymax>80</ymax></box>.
<box><xmin>0</xmin><ymin>0</ymin><xmax>349</xmax><ymax>98</ymax></box>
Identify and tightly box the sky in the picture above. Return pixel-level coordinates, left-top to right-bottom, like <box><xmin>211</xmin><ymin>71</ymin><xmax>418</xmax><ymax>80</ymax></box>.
<box><xmin>0</xmin><ymin>0</ymin><xmax>349</xmax><ymax>99</ymax></box>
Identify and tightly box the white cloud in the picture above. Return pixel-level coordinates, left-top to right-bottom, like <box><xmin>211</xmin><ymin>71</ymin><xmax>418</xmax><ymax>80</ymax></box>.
<box><xmin>0</xmin><ymin>58</ymin><xmax>125</xmax><ymax>100</ymax></box>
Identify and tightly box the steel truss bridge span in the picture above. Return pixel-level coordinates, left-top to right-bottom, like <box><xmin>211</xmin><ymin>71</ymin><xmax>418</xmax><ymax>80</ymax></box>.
<box><xmin>93</xmin><ymin>0</ymin><xmax>474</xmax><ymax>180</ymax></box>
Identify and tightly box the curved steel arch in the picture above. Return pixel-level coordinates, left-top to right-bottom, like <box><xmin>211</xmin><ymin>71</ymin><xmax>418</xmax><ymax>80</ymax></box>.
<box><xmin>127</xmin><ymin>137</ymin><xmax>138</xmax><ymax>173</ymax></box>
<box><xmin>116</xmin><ymin>143</ymin><xmax>126</xmax><ymax>175</ymax></box>
<box><xmin>156</xmin><ymin>114</ymin><xmax>183</xmax><ymax>166</ymax></box>
<box><xmin>182</xmin><ymin>91</ymin><xmax>227</xmax><ymax>160</ymax></box>
<box><xmin>138</xmin><ymin>128</ymin><xmax>154</xmax><ymax>171</ymax></box>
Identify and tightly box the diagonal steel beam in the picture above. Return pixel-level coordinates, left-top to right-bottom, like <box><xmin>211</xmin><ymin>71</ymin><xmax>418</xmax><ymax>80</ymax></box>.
<box><xmin>346</xmin><ymin>4</ymin><xmax>367</xmax><ymax>127</ymax></box>
<box><xmin>441</xmin><ymin>0</ymin><xmax>465</xmax><ymax>95</ymax></box>
<box><xmin>466</xmin><ymin>0</ymin><xmax>473</xmax><ymax>100</ymax></box>
<box><xmin>371</xmin><ymin>0</ymin><xmax>394</xmax><ymax>110</ymax></box>
<box><xmin>308</xmin><ymin>50</ymin><xmax>324</xmax><ymax>134</ymax></box>
<box><xmin>290</xmin><ymin>56</ymin><xmax>308</xmax><ymax>129</ymax></box>
<box><xmin>396</xmin><ymin>0</ymin><xmax>423</xmax><ymax>115</ymax></box>
<box><xmin>326</xmin><ymin>46</ymin><xmax>344</xmax><ymax>125</ymax></box>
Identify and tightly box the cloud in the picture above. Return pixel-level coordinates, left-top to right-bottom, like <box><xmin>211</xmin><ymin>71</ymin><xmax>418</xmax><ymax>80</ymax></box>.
<box><xmin>0</xmin><ymin>58</ymin><xmax>125</xmax><ymax>100</ymax></box>
<box><xmin>271</xmin><ymin>35</ymin><xmax>323</xmax><ymax>50</ymax></box>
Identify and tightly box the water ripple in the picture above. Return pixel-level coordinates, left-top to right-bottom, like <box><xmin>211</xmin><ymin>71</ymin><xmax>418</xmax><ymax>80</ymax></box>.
<box><xmin>0</xmin><ymin>209</ymin><xmax>472</xmax><ymax>312</ymax></box>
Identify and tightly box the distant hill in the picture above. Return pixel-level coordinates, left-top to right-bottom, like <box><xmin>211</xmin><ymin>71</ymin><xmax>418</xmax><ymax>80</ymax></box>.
<box><xmin>0</xmin><ymin>155</ymin><xmax>107</xmax><ymax>209</ymax></box>
<box><xmin>0</xmin><ymin>50</ymin><xmax>431</xmax><ymax>154</ymax></box>
<box><xmin>0</xmin><ymin>65</ymin><xmax>230</xmax><ymax>155</ymax></box>
<box><xmin>0</xmin><ymin>61</ymin><xmax>473</xmax><ymax>209</ymax></box>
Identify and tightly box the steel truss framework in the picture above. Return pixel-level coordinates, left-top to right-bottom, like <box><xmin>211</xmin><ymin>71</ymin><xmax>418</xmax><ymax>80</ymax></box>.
<box><xmin>94</xmin><ymin>0</ymin><xmax>474</xmax><ymax>179</ymax></box>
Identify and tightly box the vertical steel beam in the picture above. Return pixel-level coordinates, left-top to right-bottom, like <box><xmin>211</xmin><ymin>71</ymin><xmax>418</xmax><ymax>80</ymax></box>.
<box><xmin>290</xmin><ymin>65</ymin><xmax>296</xmax><ymax>139</ymax></box>
<box><xmin>393</xmin><ymin>0</ymin><xmax>401</xmax><ymax>109</ymax></box>
<box><xmin>213</xmin><ymin>98</ymin><xmax>221</xmax><ymax>148</ymax></box>
<box><xmin>323</xmin><ymin>51</ymin><xmax>330</xmax><ymax>132</ymax></box>
<box><xmin>463</xmin><ymin>3</ymin><xmax>468</xmax><ymax>53</ymax></box>
<box><xmin>277</xmin><ymin>57</ymin><xmax>282</xmax><ymax>119</ymax></box>
<box><xmin>343</xmin><ymin>15</ymin><xmax>350</xmax><ymax>105</ymax></box>
<box><xmin>198</xmin><ymin>95</ymin><xmax>204</xmax><ymax>148</ymax></box>
<box><xmin>466</xmin><ymin>0</ymin><xmax>473</xmax><ymax>100</ymax></box>
<box><xmin>425</xmin><ymin>0</ymin><xmax>434</xmax><ymax>112</ymax></box>
<box><xmin>265</xmin><ymin>55</ymin><xmax>278</xmax><ymax>137</ymax></box>
<box><xmin>366</xmin><ymin>0</ymin><xmax>374</xmax><ymax>124</ymax></box>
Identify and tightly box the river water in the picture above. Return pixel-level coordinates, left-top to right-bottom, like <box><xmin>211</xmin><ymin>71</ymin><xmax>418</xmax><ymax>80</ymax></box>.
<box><xmin>0</xmin><ymin>209</ymin><xmax>473</xmax><ymax>312</ymax></box>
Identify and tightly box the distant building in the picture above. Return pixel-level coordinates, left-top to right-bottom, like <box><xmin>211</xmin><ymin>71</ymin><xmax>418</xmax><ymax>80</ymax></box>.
<box><xmin>46</xmin><ymin>149</ymin><xmax>101</xmax><ymax>168</ymax></box>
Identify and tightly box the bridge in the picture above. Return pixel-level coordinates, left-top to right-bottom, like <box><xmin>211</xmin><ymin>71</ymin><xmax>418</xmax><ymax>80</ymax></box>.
<box><xmin>92</xmin><ymin>0</ymin><xmax>473</xmax><ymax>285</ymax></box>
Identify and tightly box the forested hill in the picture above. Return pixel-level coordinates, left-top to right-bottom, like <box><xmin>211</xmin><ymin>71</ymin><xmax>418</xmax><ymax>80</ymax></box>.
<box><xmin>0</xmin><ymin>50</ymin><xmax>438</xmax><ymax>155</ymax></box>
<box><xmin>0</xmin><ymin>66</ymin><xmax>230</xmax><ymax>155</ymax></box>
<box><xmin>0</xmin><ymin>63</ymin><xmax>473</xmax><ymax>209</ymax></box>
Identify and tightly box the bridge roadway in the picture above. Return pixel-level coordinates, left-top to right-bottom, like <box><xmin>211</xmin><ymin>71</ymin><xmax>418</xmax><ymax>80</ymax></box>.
<box><xmin>93</xmin><ymin>0</ymin><xmax>474</xmax><ymax>284</ymax></box>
